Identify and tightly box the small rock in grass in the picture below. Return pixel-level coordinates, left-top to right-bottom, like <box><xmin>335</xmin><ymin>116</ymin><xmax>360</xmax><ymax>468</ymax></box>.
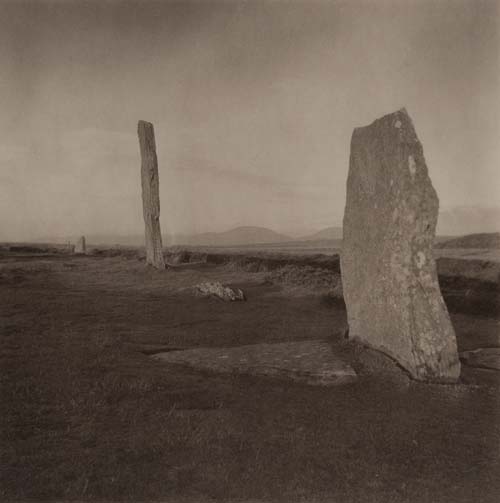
<box><xmin>195</xmin><ymin>281</ymin><xmax>246</xmax><ymax>302</ymax></box>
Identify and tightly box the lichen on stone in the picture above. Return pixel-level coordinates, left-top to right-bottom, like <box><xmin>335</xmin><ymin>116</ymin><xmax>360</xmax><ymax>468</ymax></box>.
<box><xmin>408</xmin><ymin>155</ymin><xmax>417</xmax><ymax>177</ymax></box>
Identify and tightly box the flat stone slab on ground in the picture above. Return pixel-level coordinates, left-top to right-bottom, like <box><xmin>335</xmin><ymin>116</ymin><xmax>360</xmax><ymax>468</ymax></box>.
<box><xmin>460</xmin><ymin>348</ymin><xmax>500</xmax><ymax>371</ymax></box>
<box><xmin>153</xmin><ymin>340</ymin><xmax>357</xmax><ymax>386</ymax></box>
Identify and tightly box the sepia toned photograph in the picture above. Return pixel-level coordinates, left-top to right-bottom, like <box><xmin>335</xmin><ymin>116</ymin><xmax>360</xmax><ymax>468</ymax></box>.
<box><xmin>1</xmin><ymin>0</ymin><xmax>499</xmax><ymax>501</ymax></box>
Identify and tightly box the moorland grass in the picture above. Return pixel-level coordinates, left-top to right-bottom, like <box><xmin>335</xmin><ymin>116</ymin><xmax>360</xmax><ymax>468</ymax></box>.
<box><xmin>1</xmin><ymin>254</ymin><xmax>499</xmax><ymax>502</ymax></box>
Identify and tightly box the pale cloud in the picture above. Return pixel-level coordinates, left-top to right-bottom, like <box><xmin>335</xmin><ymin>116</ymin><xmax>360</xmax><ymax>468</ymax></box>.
<box><xmin>172</xmin><ymin>161</ymin><xmax>332</xmax><ymax>202</ymax></box>
<box><xmin>0</xmin><ymin>129</ymin><xmax>144</xmax><ymax>240</ymax></box>
<box><xmin>59</xmin><ymin>128</ymin><xmax>138</xmax><ymax>159</ymax></box>
<box><xmin>0</xmin><ymin>144</ymin><xmax>31</xmax><ymax>164</ymax></box>
<box><xmin>1</xmin><ymin>1</ymin><xmax>499</xmax><ymax>240</ymax></box>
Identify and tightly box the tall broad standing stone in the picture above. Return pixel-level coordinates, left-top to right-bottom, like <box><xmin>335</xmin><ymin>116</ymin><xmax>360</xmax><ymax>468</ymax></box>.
<box><xmin>138</xmin><ymin>120</ymin><xmax>165</xmax><ymax>269</ymax></box>
<box><xmin>75</xmin><ymin>236</ymin><xmax>86</xmax><ymax>254</ymax></box>
<box><xmin>341</xmin><ymin>108</ymin><xmax>460</xmax><ymax>381</ymax></box>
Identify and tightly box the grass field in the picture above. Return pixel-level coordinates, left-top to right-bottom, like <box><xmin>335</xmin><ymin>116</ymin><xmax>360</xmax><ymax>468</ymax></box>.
<box><xmin>1</xmin><ymin>252</ymin><xmax>499</xmax><ymax>502</ymax></box>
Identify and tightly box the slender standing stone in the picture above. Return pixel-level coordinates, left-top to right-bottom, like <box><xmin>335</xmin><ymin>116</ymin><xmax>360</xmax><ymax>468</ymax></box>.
<box><xmin>341</xmin><ymin>108</ymin><xmax>460</xmax><ymax>381</ymax></box>
<box><xmin>138</xmin><ymin>120</ymin><xmax>165</xmax><ymax>269</ymax></box>
<box><xmin>75</xmin><ymin>236</ymin><xmax>86</xmax><ymax>254</ymax></box>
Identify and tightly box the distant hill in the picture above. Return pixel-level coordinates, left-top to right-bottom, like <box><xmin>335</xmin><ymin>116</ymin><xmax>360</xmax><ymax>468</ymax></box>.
<box><xmin>83</xmin><ymin>235</ymin><xmax>143</xmax><ymax>247</ymax></box>
<box><xmin>31</xmin><ymin>228</ymin><xmax>293</xmax><ymax>247</ymax></box>
<box><xmin>29</xmin><ymin>207</ymin><xmax>500</xmax><ymax>248</ymax></box>
<box><xmin>437</xmin><ymin>206</ymin><xmax>500</xmax><ymax>236</ymax></box>
<box><xmin>178</xmin><ymin>226</ymin><xmax>292</xmax><ymax>246</ymax></box>
<box><xmin>299</xmin><ymin>226</ymin><xmax>343</xmax><ymax>241</ymax></box>
<box><xmin>436</xmin><ymin>232</ymin><xmax>500</xmax><ymax>249</ymax></box>
<box><xmin>27</xmin><ymin>234</ymin><xmax>144</xmax><ymax>247</ymax></box>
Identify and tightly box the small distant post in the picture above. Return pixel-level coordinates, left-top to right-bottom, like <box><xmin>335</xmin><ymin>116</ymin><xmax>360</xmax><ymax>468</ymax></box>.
<box><xmin>137</xmin><ymin>120</ymin><xmax>165</xmax><ymax>269</ymax></box>
<box><xmin>75</xmin><ymin>236</ymin><xmax>86</xmax><ymax>254</ymax></box>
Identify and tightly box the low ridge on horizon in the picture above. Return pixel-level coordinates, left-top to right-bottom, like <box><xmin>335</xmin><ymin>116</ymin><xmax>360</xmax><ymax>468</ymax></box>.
<box><xmin>16</xmin><ymin>206</ymin><xmax>500</xmax><ymax>247</ymax></box>
<box><xmin>175</xmin><ymin>225</ymin><xmax>292</xmax><ymax>247</ymax></box>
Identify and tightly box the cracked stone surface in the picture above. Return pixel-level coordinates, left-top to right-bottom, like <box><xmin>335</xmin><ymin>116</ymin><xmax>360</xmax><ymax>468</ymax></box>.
<box><xmin>153</xmin><ymin>340</ymin><xmax>357</xmax><ymax>386</ymax></box>
<box><xmin>138</xmin><ymin>120</ymin><xmax>165</xmax><ymax>270</ymax></box>
<box><xmin>341</xmin><ymin>108</ymin><xmax>460</xmax><ymax>381</ymax></box>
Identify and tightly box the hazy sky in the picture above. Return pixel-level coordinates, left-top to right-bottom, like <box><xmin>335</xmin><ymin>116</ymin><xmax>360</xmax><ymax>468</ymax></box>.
<box><xmin>1</xmin><ymin>0</ymin><xmax>499</xmax><ymax>240</ymax></box>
